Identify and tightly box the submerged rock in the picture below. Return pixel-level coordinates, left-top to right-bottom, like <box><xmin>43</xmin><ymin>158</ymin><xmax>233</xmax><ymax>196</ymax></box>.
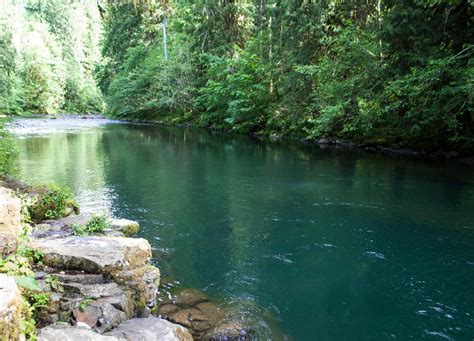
<box><xmin>202</xmin><ymin>322</ymin><xmax>252</xmax><ymax>341</ymax></box>
<box><xmin>159</xmin><ymin>288</ymin><xmax>209</xmax><ymax>308</ymax></box>
<box><xmin>105</xmin><ymin>316</ymin><xmax>193</xmax><ymax>340</ymax></box>
<box><xmin>157</xmin><ymin>288</ymin><xmax>235</xmax><ymax>338</ymax></box>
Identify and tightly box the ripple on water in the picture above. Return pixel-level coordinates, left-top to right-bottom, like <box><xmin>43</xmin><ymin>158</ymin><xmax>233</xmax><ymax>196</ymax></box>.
<box><xmin>364</xmin><ymin>251</ymin><xmax>386</xmax><ymax>259</ymax></box>
<box><xmin>262</xmin><ymin>254</ymin><xmax>294</xmax><ymax>264</ymax></box>
<box><xmin>424</xmin><ymin>330</ymin><xmax>453</xmax><ymax>340</ymax></box>
<box><xmin>313</xmin><ymin>201</ymin><xmax>384</xmax><ymax>209</ymax></box>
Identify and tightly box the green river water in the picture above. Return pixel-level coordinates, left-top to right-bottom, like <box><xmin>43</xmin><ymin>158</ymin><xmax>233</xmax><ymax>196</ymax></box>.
<box><xmin>9</xmin><ymin>118</ymin><xmax>474</xmax><ymax>340</ymax></box>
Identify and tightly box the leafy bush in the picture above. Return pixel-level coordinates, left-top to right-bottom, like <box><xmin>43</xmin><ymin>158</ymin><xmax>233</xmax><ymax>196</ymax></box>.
<box><xmin>197</xmin><ymin>48</ymin><xmax>270</xmax><ymax>133</ymax></box>
<box><xmin>297</xmin><ymin>27</ymin><xmax>383</xmax><ymax>140</ymax></box>
<box><xmin>28</xmin><ymin>185</ymin><xmax>79</xmax><ymax>223</ymax></box>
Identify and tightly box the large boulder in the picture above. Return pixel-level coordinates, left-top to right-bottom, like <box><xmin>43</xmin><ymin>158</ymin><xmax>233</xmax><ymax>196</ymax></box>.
<box><xmin>37</xmin><ymin>324</ymin><xmax>121</xmax><ymax>341</ymax></box>
<box><xmin>0</xmin><ymin>274</ymin><xmax>24</xmax><ymax>340</ymax></box>
<box><xmin>0</xmin><ymin>187</ymin><xmax>22</xmax><ymax>255</ymax></box>
<box><xmin>30</xmin><ymin>236</ymin><xmax>152</xmax><ymax>274</ymax></box>
<box><xmin>31</xmin><ymin>236</ymin><xmax>160</xmax><ymax>324</ymax></box>
<box><xmin>105</xmin><ymin>316</ymin><xmax>193</xmax><ymax>341</ymax></box>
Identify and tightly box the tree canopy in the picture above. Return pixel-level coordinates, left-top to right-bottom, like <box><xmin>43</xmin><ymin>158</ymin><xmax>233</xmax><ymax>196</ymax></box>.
<box><xmin>1</xmin><ymin>0</ymin><xmax>473</xmax><ymax>152</ymax></box>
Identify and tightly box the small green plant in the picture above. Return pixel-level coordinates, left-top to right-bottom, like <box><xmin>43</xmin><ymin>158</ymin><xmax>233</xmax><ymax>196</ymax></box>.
<box><xmin>17</xmin><ymin>246</ymin><xmax>44</xmax><ymax>265</ymax></box>
<box><xmin>72</xmin><ymin>214</ymin><xmax>110</xmax><ymax>236</ymax></box>
<box><xmin>28</xmin><ymin>185</ymin><xmax>79</xmax><ymax>223</ymax></box>
<box><xmin>0</xmin><ymin>254</ymin><xmax>34</xmax><ymax>277</ymax></box>
<box><xmin>79</xmin><ymin>297</ymin><xmax>94</xmax><ymax>312</ymax></box>
<box><xmin>29</xmin><ymin>292</ymin><xmax>49</xmax><ymax>311</ymax></box>
<box><xmin>71</xmin><ymin>223</ymin><xmax>87</xmax><ymax>236</ymax></box>
<box><xmin>86</xmin><ymin>214</ymin><xmax>110</xmax><ymax>233</ymax></box>
<box><xmin>45</xmin><ymin>274</ymin><xmax>63</xmax><ymax>293</ymax></box>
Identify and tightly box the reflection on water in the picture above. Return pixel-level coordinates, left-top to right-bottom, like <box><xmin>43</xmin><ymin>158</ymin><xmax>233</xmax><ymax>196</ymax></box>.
<box><xmin>11</xmin><ymin>118</ymin><xmax>474</xmax><ymax>340</ymax></box>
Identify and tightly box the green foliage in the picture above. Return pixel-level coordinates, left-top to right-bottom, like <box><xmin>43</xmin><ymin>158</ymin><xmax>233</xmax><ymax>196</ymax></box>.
<box><xmin>0</xmin><ymin>0</ymin><xmax>104</xmax><ymax>115</ymax></box>
<box><xmin>27</xmin><ymin>185</ymin><xmax>78</xmax><ymax>223</ymax></box>
<box><xmin>96</xmin><ymin>0</ymin><xmax>473</xmax><ymax>151</ymax></box>
<box><xmin>28</xmin><ymin>292</ymin><xmax>49</xmax><ymax>311</ymax></box>
<box><xmin>14</xmin><ymin>276</ymin><xmax>42</xmax><ymax>292</ymax></box>
<box><xmin>71</xmin><ymin>223</ymin><xmax>87</xmax><ymax>237</ymax></box>
<box><xmin>1</xmin><ymin>0</ymin><xmax>471</xmax><ymax>151</ymax></box>
<box><xmin>17</xmin><ymin>246</ymin><xmax>44</xmax><ymax>265</ymax></box>
<box><xmin>79</xmin><ymin>297</ymin><xmax>94</xmax><ymax>311</ymax></box>
<box><xmin>72</xmin><ymin>213</ymin><xmax>110</xmax><ymax>236</ymax></box>
<box><xmin>297</xmin><ymin>27</ymin><xmax>383</xmax><ymax>140</ymax></box>
<box><xmin>0</xmin><ymin>254</ymin><xmax>34</xmax><ymax>277</ymax></box>
<box><xmin>380</xmin><ymin>54</ymin><xmax>474</xmax><ymax>149</ymax></box>
<box><xmin>45</xmin><ymin>274</ymin><xmax>63</xmax><ymax>292</ymax></box>
<box><xmin>0</xmin><ymin>120</ymin><xmax>18</xmax><ymax>176</ymax></box>
<box><xmin>197</xmin><ymin>49</ymin><xmax>270</xmax><ymax>132</ymax></box>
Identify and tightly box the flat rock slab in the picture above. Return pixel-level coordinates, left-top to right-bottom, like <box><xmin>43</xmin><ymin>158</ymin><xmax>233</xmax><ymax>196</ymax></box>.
<box><xmin>37</xmin><ymin>324</ymin><xmax>120</xmax><ymax>340</ymax></box>
<box><xmin>105</xmin><ymin>316</ymin><xmax>193</xmax><ymax>341</ymax></box>
<box><xmin>30</xmin><ymin>236</ymin><xmax>151</xmax><ymax>274</ymax></box>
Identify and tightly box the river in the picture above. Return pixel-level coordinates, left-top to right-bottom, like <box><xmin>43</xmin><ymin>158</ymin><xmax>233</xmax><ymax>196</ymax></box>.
<box><xmin>8</xmin><ymin>117</ymin><xmax>474</xmax><ymax>340</ymax></box>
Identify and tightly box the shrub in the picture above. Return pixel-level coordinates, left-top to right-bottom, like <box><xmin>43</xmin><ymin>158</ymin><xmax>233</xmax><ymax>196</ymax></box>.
<box><xmin>28</xmin><ymin>185</ymin><xmax>79</xmax><ymax>223</ymax></box>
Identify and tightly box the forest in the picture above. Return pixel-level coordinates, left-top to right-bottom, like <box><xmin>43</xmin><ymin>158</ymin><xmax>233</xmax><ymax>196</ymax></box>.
<box><xmin>1</xmin><ymin>0</ymin><xmax>473</xmax><ymax>153</ymax></box>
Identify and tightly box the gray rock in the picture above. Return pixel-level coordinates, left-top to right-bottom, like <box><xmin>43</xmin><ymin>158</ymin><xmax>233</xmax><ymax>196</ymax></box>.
<box><xmin>48</xmin><ymin>214</ymin><xmax>92</xmax><ymax>228</ymax></box>
<box><xmin>63</xmin><ymin>282</ymin><xmax>124</xmax><ymax>299</ymax></box>
<box><xmin>37</xmin><ymin>324</ymin><xmax>121</xmax><ymax>340</ymax></box>
<box><xmin>30</xmin><ymin>236</ymin><xmax>152</xmax><ymax>274</ymax></box>
<box><xmin>110</xmin><ymin>218</ymin><xmax>140</xmax><ymax>236</ymax></box>
<box><xmin>113</xmin><ymin>265</ymin><xmax>160</xmax><ymax>313</ymax></box>
<box><xmin>317</xmin><ymin>138</ymin><xmax>330</xmax><ymax>144</ymax></box>
<box><xmin>105</xmin><ymin>316</ymin><xmax>193</xmax><ymax>341</ymax></box>
<box><xmin>55</xmin><ymin>273</ymin><xmax>106</xmax><ymax>285</ymax></box>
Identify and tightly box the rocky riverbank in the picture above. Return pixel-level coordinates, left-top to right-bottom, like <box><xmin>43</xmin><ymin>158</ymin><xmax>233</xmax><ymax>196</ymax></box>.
<box><xmin>0</xmin><ymin>180</ymin><xmax>253</xmax><ymax>340</ymax></box>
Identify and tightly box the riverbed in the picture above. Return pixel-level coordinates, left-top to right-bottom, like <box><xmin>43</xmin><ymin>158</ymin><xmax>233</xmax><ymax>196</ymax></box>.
<box><xmin>8</xmin><ymin>117</ymin><xmax>474</xmax><ymax>340</ymax></box>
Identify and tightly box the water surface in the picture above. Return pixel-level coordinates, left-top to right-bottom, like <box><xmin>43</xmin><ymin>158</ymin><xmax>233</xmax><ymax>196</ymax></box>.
<box><xmin>10</xmin><ymin>118</ymin><xmax>474</xmax><ymax>340</ymax></box>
